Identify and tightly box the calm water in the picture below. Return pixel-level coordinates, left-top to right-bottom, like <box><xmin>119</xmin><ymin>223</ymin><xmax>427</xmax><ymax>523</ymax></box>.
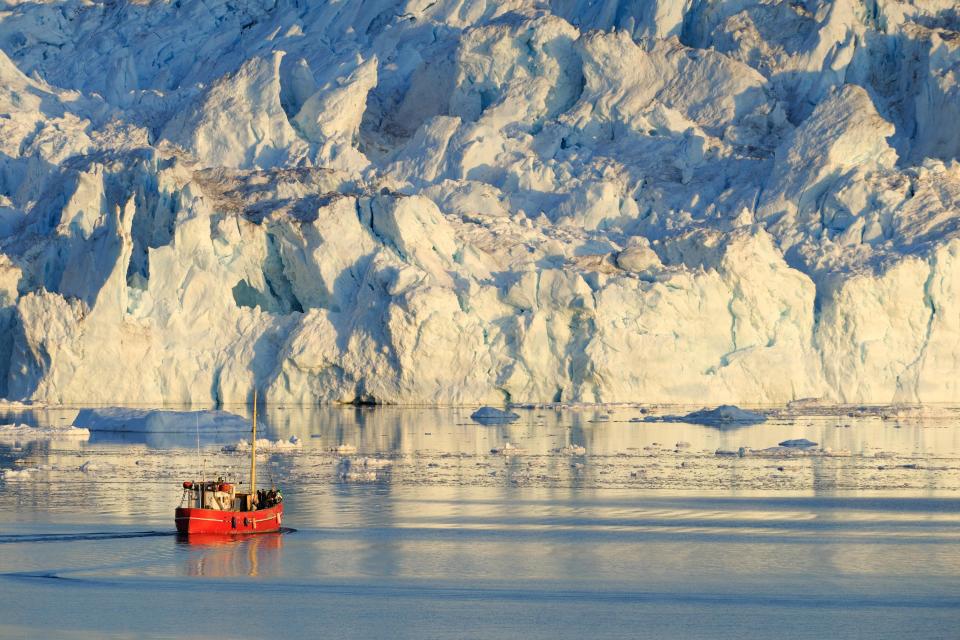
<box><xmin>1</xmin><ymin>405</ymin><xmax>959</xmax><ymax>639</ymax></box>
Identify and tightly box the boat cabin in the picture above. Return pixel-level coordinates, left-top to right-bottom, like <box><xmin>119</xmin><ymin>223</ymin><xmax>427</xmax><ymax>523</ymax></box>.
<box><xmin>180</xmin><ymin>478</ymin><xmax>282</xmax><ymax>512</ymax></box>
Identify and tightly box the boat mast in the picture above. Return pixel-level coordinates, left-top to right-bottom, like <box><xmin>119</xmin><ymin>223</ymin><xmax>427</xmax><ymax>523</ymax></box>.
<box><xmin>196</xmin><ymin>413</ymin><xmax>203</xmax><ymax>508</ymax></box>
<box><xmin>251</xmin><ymin>389</ymin><xmax>257</xmax><ymax>502</ymax></box>
<box><xmin>195</xmin><ymin>412</ymin><xmax>201</xmax><ymax>479</ymax></box>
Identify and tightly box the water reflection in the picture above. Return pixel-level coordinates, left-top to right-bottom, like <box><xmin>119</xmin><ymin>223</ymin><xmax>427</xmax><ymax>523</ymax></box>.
<box><xmin>1</xmin><ymin>405</ymin><xmax>959</xmax><ymax>513</ymax></box>
<box><xmin>177</xmin><ymin>531</ymin><xmax>285</xmax><ymax>577</ymax></box>
<box><xmin>3</xmin><ymin>404</ymin><xmax>960</xmax><ymax>457</ymax></box>
<box><xmin>3</xmin><ymin>407</ymin><xmax>960</xmax><ymax>639</ymax></box>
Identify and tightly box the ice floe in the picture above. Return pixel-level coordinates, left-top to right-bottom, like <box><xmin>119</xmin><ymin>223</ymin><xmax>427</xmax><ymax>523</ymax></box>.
<box><xmin>490</xmin><ymin>442</ymin><xmax>525</xmax><ymax>455</ymax></box>
<box><xmin>336</xmin><ymin>457</ymin><xmax>390</xmax><ymax>482</ymax></box>
<box><xmin>643</xmin><ymin>405</ymin><xmax>768</xmax><ymax>426</ymax></box>
<box><xmin>778</xmin><ymin>438</ymin><xmax>818</xmax><ymax>448</ymax></box>
<box><xmin>0</xmin><ymin>423</ymin><xmax>90</xmax><ymax>443</ymax></box>
<box><xmin>470</xmin><ymin>407</ymin><xmax>521</xmax><ymax>424</ymax></box>
<box><xmin>222</xmin><ymin>437</ymin><xmax>302</xmax><ymax>453</ymax></box>
<box><xmin>329</xmin><ymin>444</ymin><xmax>358</xmax><ymax>455</ymax></box>
<box><xmin>74</xmin><ymin>409</ymin><xmax>250</xmax><ymax>433</ymax></box>
<box><xmin>553</xmin><ymin>444</ymin><xmax>587</xmax><ymax>456</ymax></box>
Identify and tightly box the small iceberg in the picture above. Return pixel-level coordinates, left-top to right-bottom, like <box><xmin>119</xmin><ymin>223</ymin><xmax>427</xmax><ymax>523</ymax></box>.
<box><xmin>330</xmin><ymin>444</ymin><xmax>358</xmax><ymax>455</ymax></box>
<box><xmin>338</xmin><ymin>469</ymin><xmax>378</xmax><ymax>483</ymax></box>
<box><xmin>336</xmin><ymin>457</ymin><xmax>392</xmax><ymax>470</ymax></box>
<box><xmin>222</xmin><ymin>436</ymin><xmax>301</xmax><ymax>453</ymax></box>
<box><xmin>643</xmin><ymin>405</ymin><xmax>767</xmax><ymax>426</ymax></box>
<box><xmin>335</xmin><ymin>458</ymin><xmax>385</xmax><ymax>482</ymax></box>
<box><xmin>778</xmin><ymin>438</ymin><xmax>818</xmax><ymax>448</ymax></box>
<box><xmin>355</xmin><ymin>457</ymin><xmax>392</xmax><ymax>469</ymax></box>
<box><xmin>74</xmin><ymin>408</ymin><xmax>250</xmax><ymax>433</ymax></box>
<box><xmin>79</xmin><ymin>460</ymin><xmax>116</xmax><ymax>473</ymax></box>
<box><xmin>470</xmin><ymin>407</ymin><xmax>520</xmax><ymax>424</ymax></box>
<box><xmin>0</xmin><ymin>400</ymin><xmax>45</xmax><ymax>410</ymax></box>
<box><xmin>490</xmin><ymin>441</ymin><xmax>524</xmax><ymax>455</ymax></box>
<box><xmin>0</xmin><ymin>423</ymin><xmax>90</xmax><ymax>444</ymax></box>
<box><xmin>552</xmin><ymin>444</ymin><xmax>586</xmax><ymax>456</ymax></box>
<box><xmin>2</xmin><ymin>467</ymin><xmax>40</xmax><ymax>479</ymax></box>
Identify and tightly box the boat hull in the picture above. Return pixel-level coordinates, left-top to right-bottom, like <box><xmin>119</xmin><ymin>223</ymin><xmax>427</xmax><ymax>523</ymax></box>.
<box><xmin>175</xmin><ymin>503</ymin><xmax>283</xmax><ymax>535</ymax></box>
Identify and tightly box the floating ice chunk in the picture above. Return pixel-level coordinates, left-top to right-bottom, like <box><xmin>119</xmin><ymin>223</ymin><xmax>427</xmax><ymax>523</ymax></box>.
<box><xmin>786</xmin><ymin>398</ymin><xmax>824</xmax><ymax>410</ymax></box>
<box><xmin>338</xmin><ymin>470</ymin><xmax>378</xmax><ymax>482</ymax></box>
<box><xmin>79</xmin><ymin>460</ymin><xmax>115</xmax><ymax>473</ymax></box>
<box><xmin>355</xmin><ymin>457</ymin><xmax>392</xmax><ymax>469</ymax></box>
<box><xmin>645</xmin><ymin>405</ymin><xmax>767</xmax><ymax>426</ymax></box>
<box><xmin>222</xmin><ymin>437</ymin><xmax>302</xmax><ymax>453</ymax></box>
<box><xmin>2</xmin><ymin>467</ymin><xmax>40</xmax><ymax>478</ymax></box>
<box><xmin>336</xmin><ymin>456</ymin><xmax>392</xmax><ymax>469</ymax></box>
<box><xmin>778</xmin><ymin>438</ymin><xmax>818</xmax><ymax>448</ymax></box>
<box><xmin>0</xmin><ymin>423</ymin><xmax>90</xmax><ymax>443</ymax></box>
<box><xmin>471</xmin><ymin>407</ymin><xmax>520</xmax><ymax>424</ymax></box>
<box><xmin>734</xmin><ymin>444</ymin><xmax>851</xmax><ymax>458</ymax></box>
<box><xmin>335</xmin><ymin>457</ymin><xmax>383</xmax><ymax>482</ymax></box>
<box><xmin>749</xmin><ymin>446</ymin><xmax>797</xmax><ymax>457</ymax></box>
<box><xmin>330</xmin><ymin>444</ymin><xmax>358</xmax><ymax>455</ymax></box>
<box><xmin>0</xmin><ymin>400</ymin><xmax>46</xmax><ymax>410</ymax></box>
<box><xmin>553</xmin><ymin>444</ymin><xmax>586</xmax><ymax>455</ymax></box>
<box><xmin>490</xmin><ymin>442</ymin><xmax>524</xmax><ymax>455</ymax></box>
<box><xmin>75</xmin><ymin>408</ymin><xmax>250</xmax><ymax>433</ymax></box>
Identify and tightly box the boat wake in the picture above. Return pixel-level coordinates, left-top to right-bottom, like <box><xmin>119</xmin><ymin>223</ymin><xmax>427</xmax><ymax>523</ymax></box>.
<box><xmin>2</xmin><ymin>528</ymin><xmax>296</xmax><ymax>544</ymax></box>
<box><xmin>0</xmin><ymin>531</ymin><xmax>176</xmax><ymax>544</ymax></box>
<box><xmin>2</xmin><ymin>573</ymin><xmax>958</xmax><ymax>611</ymax></box>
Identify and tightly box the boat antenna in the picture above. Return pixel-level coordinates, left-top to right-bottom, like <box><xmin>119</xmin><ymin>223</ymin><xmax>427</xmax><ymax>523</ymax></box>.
<box><xmin>251</xmin><ymin>389</ymin><xmax>258</xmax><ymax>501</ymax></box>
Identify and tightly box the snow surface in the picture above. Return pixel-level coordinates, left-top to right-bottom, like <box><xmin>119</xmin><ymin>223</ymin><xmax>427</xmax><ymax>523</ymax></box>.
<box><xmin>0</xmin><ymin>1</ymin><xmax>958</xmax><ymax>405</ymax></box>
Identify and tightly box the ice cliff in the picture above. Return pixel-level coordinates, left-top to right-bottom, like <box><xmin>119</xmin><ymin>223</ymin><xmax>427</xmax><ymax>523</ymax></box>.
<box><xmin>0</xmin><ymin>0</ymin><xmax>958</xmax><ymax>405</ymax></box>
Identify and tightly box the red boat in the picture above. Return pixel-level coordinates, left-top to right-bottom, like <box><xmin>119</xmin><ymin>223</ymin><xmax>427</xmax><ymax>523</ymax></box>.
<box><xmin>175</xmin><ymin>482</ymin><xmax>283</xmax><ymax>535</ymax></box>
<box><xmin>176</xmin><ymin>391</ymin><xmax>283</xmax><ymax>536</ymax></box>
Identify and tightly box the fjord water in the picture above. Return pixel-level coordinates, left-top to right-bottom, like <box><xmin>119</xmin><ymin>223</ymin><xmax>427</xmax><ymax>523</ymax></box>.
<box><xmin>1</xmin><ymin>406</ymin><xmax>959</xmax><ymax>639</ymax></box>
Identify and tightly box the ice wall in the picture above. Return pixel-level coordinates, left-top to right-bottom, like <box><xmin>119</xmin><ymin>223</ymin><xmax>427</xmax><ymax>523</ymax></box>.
<box><xmin>0</xmin><ymin>0</ymin><xmax>958</xmax><ymax>405</ymax></box>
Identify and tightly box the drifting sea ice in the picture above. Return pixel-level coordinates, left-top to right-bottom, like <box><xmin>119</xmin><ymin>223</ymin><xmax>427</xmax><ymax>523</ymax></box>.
<box><xmin>552</xmin><ymin>444</ymin><xmax>587</xmax><ymax>456</ymax></box>
<box><xmin>470</xmin><ymin>407</ymin><xmax>521</xmax><ymax>424</ymax></box>
<box><xmin>329</xmin><ymin>444</ymin><xmax>358</xmax><ymax>455</ymax></box>
<box><xmin>490</xmin><ymin>442</ymin><xmax>525</xmax><ymax>455</ymax></box>
<box><xmin>73</xmin><ymin>409</ymin><xmax>250</xmax><ymax>433</ymax></box>
<box><xmin>335</xmin><ymin>457</ymin><xmax>388</xmax><ymax>483</ymax></box>
<box><xmin>222</xmin><ymin>437</ymin><xmax>302</xmax><ymax>453</ymax></box>
<box><xmin>0</xmin><ymin>424</ymin><xmax>90</xmax><ymax>443</ymax></box>
<box><xmin>779</xmin><ymin>438</ymin><xmax>819</xmax><ymax>448</ymax></box>
<box><xmin>644</xmin><ymin>405</ymin><xmax>768</xmax><ymax>426</ymax></box>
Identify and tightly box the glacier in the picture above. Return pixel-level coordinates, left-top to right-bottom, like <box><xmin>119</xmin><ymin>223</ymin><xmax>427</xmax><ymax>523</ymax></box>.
<box><xmin>0</xmin><ymin>0</ymin><xmax>957</xmax><ymax>405</ymax></box>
